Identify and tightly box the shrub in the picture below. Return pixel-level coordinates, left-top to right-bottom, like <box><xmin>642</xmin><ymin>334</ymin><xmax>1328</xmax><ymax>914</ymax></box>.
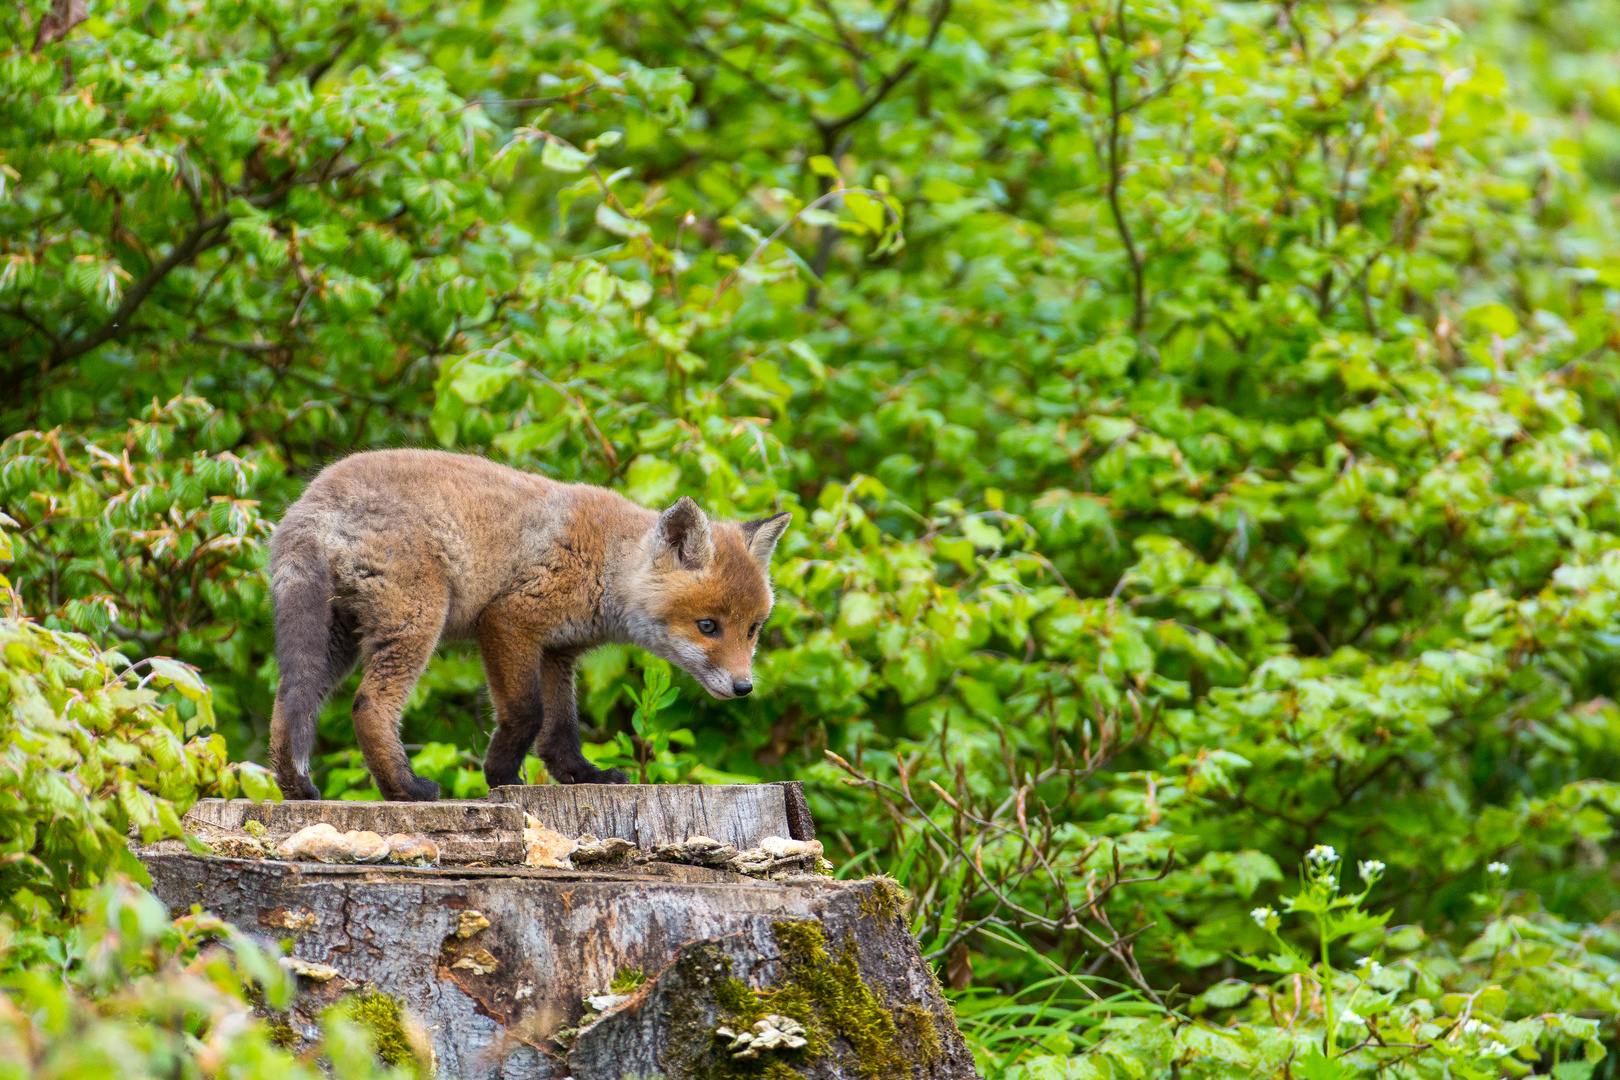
<box><xmin>0</xmin><ymin>880</ymin><xmax>410</xmax><ymax>1079</ymax></box>
<box><xmin>4</xmin><ymin>0</ymin><xmax>1620</xmax><ymax>1075</ymax></box>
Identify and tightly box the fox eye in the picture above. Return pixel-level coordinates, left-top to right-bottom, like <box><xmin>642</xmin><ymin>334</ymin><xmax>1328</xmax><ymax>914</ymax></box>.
<box><xmin>696</xmin><ymin>618</ymin><xmax>719</xmax><ymax>636</ymax></box>
<box><xmin>748</xmin><ymin>622</ymin><xmax>760</xmax><ymax>638</ymax></box>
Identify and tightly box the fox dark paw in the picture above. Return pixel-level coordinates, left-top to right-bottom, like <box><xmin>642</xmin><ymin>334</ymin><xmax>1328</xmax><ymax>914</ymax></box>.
<box><xmin>483</xmin><ymin>765</ymin><xmax>522</xmax><ymax>791</ymax></box>
<box><xmin>550</xmin><ymin>761</ymin><xmax>629</xmax><ymax>785</ymax></box>
<box><xmin>280</xmin><ymin>773</ymin><xmax>322</xmax><ymax>800</ymax></box>
<box><xmin>384</xmin><ymin>773</ymin><xmax>441</xmax><ymax>802</ymax></box>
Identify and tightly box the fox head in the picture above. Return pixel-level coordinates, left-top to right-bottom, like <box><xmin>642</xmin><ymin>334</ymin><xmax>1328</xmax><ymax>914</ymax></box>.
<box><xmin>628</xmin><ymin>496</ymin><xmax>790</xmax><ymax>700</ymax></box>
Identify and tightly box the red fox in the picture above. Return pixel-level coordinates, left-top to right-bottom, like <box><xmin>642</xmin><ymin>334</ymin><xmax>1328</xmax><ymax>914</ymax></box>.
<box><xmin>267</xmin><ymin>449</ymin><xmax>789</xmax><ymax>801</ymax></box>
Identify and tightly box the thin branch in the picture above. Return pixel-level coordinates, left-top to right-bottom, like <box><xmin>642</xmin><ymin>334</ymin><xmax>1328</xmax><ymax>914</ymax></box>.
<box><xmin>811</xmin><ymin>0</ymin><xmax>952</xmax><ymax>141</ymax></box>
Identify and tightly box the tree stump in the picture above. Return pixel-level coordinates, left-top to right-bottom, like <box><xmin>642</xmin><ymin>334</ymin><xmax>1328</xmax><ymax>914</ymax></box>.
<box><xmin>140</xmin><ymin>784</ymin><xmax>979</xmax><ymax>1080</ymax></box>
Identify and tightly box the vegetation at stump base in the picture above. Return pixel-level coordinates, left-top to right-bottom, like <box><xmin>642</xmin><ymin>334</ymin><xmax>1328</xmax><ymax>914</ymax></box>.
<box><xmin>4</xmin><ymin>0</ymin><xmax>1620</xmax><ymax>1076</ymax></box>
<box><xmin>332</xmin><ymin>987</ymin><xmax>431</xmax><ymax>1076</ymax></box>
<box><xmin>0</xmin><ymin>879</ymin><xmax>412</xmax><ymax>1079</ymax></box>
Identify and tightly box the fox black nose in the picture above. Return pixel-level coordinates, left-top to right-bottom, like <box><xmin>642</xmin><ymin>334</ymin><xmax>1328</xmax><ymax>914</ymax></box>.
<box><xmin>732</xmin><ymin>680</ymin><xmax>753</xmax><ymax>697</ymax></box>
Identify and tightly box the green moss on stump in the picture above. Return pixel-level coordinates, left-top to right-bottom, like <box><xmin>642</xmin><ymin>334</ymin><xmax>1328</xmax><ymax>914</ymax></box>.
<box><xmin>702</xmin><ymin>919</ymin><xmax>917</xmax><ymax>1079</ymax></box>
<box><xmin>899</xmin><ymin>1004</ymin><xmax>944</xmax><ymax>1067</ymax></box>
<box><xmin>859</xmin><ymin>876</ymin><xmax>911</xmax><ymax>926</ymax></box>
<box><xmin>339</xmin><ymin>988</ymin><xmax>418</xmax><ymax>1071</ymax></box>
<box><xmin>264</xmin><ymin>1013</ymin><xmax>298</xmax><ymax>1049</ymax></box>
<box><xmin>771</xmin><ymin>920</ymin><xmax>907</xmax><ymax>1079</ymax></box>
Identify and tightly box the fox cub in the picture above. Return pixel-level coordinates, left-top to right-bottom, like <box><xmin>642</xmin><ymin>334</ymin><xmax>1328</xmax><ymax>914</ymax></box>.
<box><xmin>268</xmin><ymin>449</ymin><xmax>789</xmax><ymax>801</ymax></box>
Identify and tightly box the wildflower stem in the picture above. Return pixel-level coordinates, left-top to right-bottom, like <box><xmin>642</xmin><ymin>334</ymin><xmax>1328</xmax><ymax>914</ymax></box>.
<box><xmin>1320</xmin><ymin>911</ymin><xmax>1336</xmax><ymax>1055</ymax></box>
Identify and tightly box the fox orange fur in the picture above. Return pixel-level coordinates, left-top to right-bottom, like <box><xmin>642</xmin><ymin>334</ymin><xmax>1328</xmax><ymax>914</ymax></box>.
<box><xmin>267</xmin><ymin>449</ymin><xmax>790</xmax><ymax>801</ymax></box>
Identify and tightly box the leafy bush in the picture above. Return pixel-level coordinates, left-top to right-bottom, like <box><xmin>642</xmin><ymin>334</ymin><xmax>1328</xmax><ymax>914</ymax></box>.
<box><xmin>5</xmin><ymin>0</ymin><xmax>1620</xmax><ymax>1076</ymax></box>
<box><xmin>962</xmin><ymin>850</ymin><xmax>1617</xmax><ymax>1079</ymax></box>
<box><xmin>0</xmin><ymin>523</ymin><xmax>410</xmax><ymax>1076</ymax></box>
<box><xmin>0</xmin><ymin>880</ymin><xmax>412</xmax><ymax>1079</ymax></box>
<box><xmin>1</xmin><ymin>397</ymin><xmax>280</xmax><ymax>749</ymax></box>
<box><xmin>0</xmin><ymin>514</ymin><xmax>275</xmax><ymax>937</ymax></box>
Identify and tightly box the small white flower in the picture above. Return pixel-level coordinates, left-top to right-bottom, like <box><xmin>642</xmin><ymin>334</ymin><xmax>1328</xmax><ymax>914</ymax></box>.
<box><xmin>1339</xmin><ymin>1008</ymin><xmax>1364</xmax><ymax>1025</ymax></box>
<box><xmin>1251</xmin><ymin>906</ymin><xmax>1276</xmax><ymax>928</ymax></box>
<box><xmin>1355</xmin><ymin>956</ymin><xmax>1372</xmax><ymax>968</ymax></box>
<box><xmin>1460</xmin><ymin>1019</ymin><xmax>1485</xmax><ymax>1035</ymax></box>
<box><xmin>1483</xmin><ymin>1041</ymin><xmax>1511</xmax><ymax>1057</ymax></box>
<box><xmin>1358</xmin><ymin>859</ymin><xmax>1386</xmax><ymax>880</ymax></box>
<box><xmin>1487</xmin><ymin>861</ymin><xmax>1510</xmax><ymax>877</ymax></box>
<box><xmin>1305</xmin><ymin>844</ymin><xmax>1338</xmax><ymax>864</ymax></box>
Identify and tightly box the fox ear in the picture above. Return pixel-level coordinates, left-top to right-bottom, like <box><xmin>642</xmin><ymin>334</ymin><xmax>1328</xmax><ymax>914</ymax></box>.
<box><xmin>652</xmin><ymin>496</ymin><xmax>714</xmax><ymax>571</ymax></box>
<box><xmin>739</xmin><ymin>512</ymin><xmax>791</xmax><ymax>570</ymax></box>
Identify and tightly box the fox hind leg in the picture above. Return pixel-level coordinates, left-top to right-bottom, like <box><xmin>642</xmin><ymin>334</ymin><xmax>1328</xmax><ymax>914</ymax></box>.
<box><xmin>352</xmin><ymin>590</ymin><xmax>447</xmax><ymax>802</ymax></box>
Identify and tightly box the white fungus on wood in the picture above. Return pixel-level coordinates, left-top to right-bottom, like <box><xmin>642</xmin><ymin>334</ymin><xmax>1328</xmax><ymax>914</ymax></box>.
<box><xmin>572</xmin><ymin>834</ymin><xmax>637</xmax><ymax>864</ymax></box>
<box><xmin>650</xmin><ymin>834</ymin><xmax>827</xmax><ymax>878</ymax></box>
<box><xmin>451</xmin><ymin>948</ymin><xmax>499</xmax><ymax>976</ymax></box>
<box><xmin>716</xmin><ymin>1015</ymin><xmax>810</xmax><ymax>1059</ymax></box>
<box><xmin>584</xmin><ymin>993</ymin><xmax>634</xmax><ymax>1013</ymax></box>
<box><xmin>279</xmin><ymin>956</ymin><xmax>341</xmax><ymax>982</ymax></box>
<box><xmin>275</xmin><ymin>822</ymin><xmax>439</xmax><ymax>865</ymax></box>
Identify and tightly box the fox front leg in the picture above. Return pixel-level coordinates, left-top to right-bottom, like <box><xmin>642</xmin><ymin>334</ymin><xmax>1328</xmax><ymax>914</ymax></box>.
<box><xmin>480</xmin><ymin>640</ymin><xmax>627</xmax><ymax>787</ymax></box>
<box><xmin>535</xmin><ymin>651</ymin><xmax>628</xmax><ymax>785</ymax></box>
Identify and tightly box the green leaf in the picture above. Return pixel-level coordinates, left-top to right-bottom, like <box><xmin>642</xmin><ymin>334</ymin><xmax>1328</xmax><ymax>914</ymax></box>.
<box><xmin>934</xmin><ymin>536</ymin><xmax>976</xmax><ymax>573</ymax></box>
<box><xmin>844</xmin><ymin>191</ymin><xmax>885</xmax><ymax>233</ymax></box>
<box><xmin>836</xmin><ymin>591</ymin><xmax>883</xmax><ymax>639</ymax></box>
<box><xmin>493</xmin><ymin>417</ymin><xmax>570</xmax><ymax>457</ymax></box>
<box><xmin>450</xmin><ymin>361</ymin><xmax>516</xmax><ymax>405</ymax></box>
<box><xmin>430</xmin><ymin>392</ymin><xmax>465</xmax><ymax>447</ymax></box>
<box><xmin>596</xmin><ymin>202</ymin><xmax>649</xmax><ymax>238</ymax></box>
<box><xmin>1466</xmin><ymin>302</ymin><xmax>1520</xmax><ymax>338</ymax></box>
<box><xmin>237</xmin><ymin>762</ymin><xmax>282</xmax><ymax>803</ymax></box>
<box><xmin>1241</xmin><ymin>950</ymin><xmax>1309</xmax><ymax>975</ymax></box>
<box><xmin>1296</xmin><ymin>1050</ymin><xmax>1352</xmax><ymax>1080</ymax></box>
<box><xmin>625</xmin><ymin>455</ymin><xmax>681</xmax><ymax>507</ymax></box>
<box><xmin>619</xmin><ymin>279</ymin><xmax>653</xmax><ymax>308</ymax></box>
<box><xmin>1474</xmin><ymin>986</ymin><xmax>1509</xmax><ymax>1017</ymax></box>
<box><xmin>1196</xmin><ymin>979</ymin><xmax>1252</xmax><ymax>1009</ymax></box>
<box><xmin>148</xmin><ymin>657</ymin><xmax>207</xmax><ymax>701</ymax></box>
<box><xmin>541</xmin><ymin>140</ymin><xmax>593</xmax><ymax>172</ymax></box>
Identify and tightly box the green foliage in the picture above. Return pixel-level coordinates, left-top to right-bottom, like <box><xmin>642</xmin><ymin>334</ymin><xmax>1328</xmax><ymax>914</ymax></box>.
<box><xmin>965</xmin><ymin>852</ymin><xmax>1618</xmax><ymax>1080</ymax></box>
<box><xmin>612</xmin><ymin>661</ymin><xmax>697</xmax><ymax>783</ymax></box>
<box><xmin>0</xmin><ymin>881</ymin><xmax>408</xmax><ymax>1079</ymax></box>
<box><xmin>610</xmin><ymin>966</ymin><xmax>647</xmax><ymax>995</ymax></box>
<box><xmin>5</xmin><ymin>0</ymin><xmax>1620</xmax><ymax>1076</ymax></box>
<box><xmin>1</xmin><ymin>397</ymin><xmax>281</xmax><ymax>748</ymax></box>
<box><xmin>0</xmin><ymin>519</ymin><xmax>274</xmax><ymax>935</ymax></box>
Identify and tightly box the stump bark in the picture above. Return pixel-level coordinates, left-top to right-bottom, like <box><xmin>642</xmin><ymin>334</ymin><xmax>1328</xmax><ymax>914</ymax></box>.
<box><xmin>141</xmin><ymin>784</ymin><xmax>979</xmax><ymax>1080</ymax></box>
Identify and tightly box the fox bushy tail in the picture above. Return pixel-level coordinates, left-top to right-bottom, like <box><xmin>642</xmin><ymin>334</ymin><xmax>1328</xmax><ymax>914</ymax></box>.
<box><xmin>268</xmin><ymin>541</ymin><xmax>353</xmax><ymax>800</ymax></box>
